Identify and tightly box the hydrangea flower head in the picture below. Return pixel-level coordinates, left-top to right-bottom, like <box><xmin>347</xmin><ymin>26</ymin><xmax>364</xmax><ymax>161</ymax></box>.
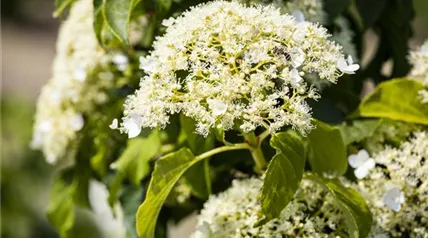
<box><xmin>191</xmin><ymin>178</ymin><xmax>349</xmax><ymax>237</ymax></box>
<box><xmin>351</xmin><ymin>131</ymin><xmax>428</xmax><ymax>237</ymax></box>
<box><xmin>409</xmin><ymin>40</ymin><xmax>428</xmax><ymax>103</ymax></box>
<box><xmin>31</xmin><ymin>0</ymin><xmax>137</xmax><ymax>163</ymax></box>
<box><xmin>121</xmin><ymin>1</ymin><xmax>355</xmax><ymax>137</ymax></box>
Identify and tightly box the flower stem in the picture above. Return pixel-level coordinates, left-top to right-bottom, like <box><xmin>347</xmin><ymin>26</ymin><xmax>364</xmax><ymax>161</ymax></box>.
<box><xmin>244</xmin><ymin>132</ymin><xmax>267</xmax><ymax>172</ymax></box>
<box><xmin>196</xmin><ymin>143</ymin><xmax>251</xmax><ymax>161</ymax></box>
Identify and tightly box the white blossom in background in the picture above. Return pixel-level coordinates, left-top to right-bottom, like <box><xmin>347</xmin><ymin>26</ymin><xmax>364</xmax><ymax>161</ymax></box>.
<box><xmin>89</xmin><ymin>180</ymin><xmax>126</xmax><ymax>238</ymax></box>
<box><xmin>283</xmin><ymin>0</ymin><xmax>327</xmax><ymax>24</ymax></box>
<box><xmin>190</xmin><ymin>178</ymin><xmax>349</xmax><ymax>237</ymax></box>
<box><xmin>330</xmin><ymin>17</ymin><xmax>358</xmax><ymax>58</ymax></box>
<box><xmin>121</xmin><ymin>1</ymin><xmax>355</xmax><ymax>138</ymax></box>
<box><xmin>31</xmin><ymin>0</ymin><xmax>131</xmax><ymax>163</ymax></box>
<box><xmin>349</xmin><ymin>131</ymin><xmax>428</xmax><ymax>237</ymax></box>
<box><xmin>409</xmin><ymin>40</ymin><xmax>428</xmax><ymax>103</ymax></box>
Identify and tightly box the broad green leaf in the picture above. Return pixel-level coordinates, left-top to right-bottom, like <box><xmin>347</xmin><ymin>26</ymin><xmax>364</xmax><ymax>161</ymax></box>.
<box><xmin>93</xmin><ymin>0</ymin><xmax>104</xmax><ymax>45</ymax></box>
<box><xmin>339</xmin><ymin>119</ymin><xmax>381</xmax><ymax>145</ymax></box>
<box><xmin>136</xmin><ymin>148</ymin><xmax>199</xmax><ymax>238</ymax></box>
<box><xmin>308</xmin><ymin>120</ymin><xmax>347</xmax><ymax>176</ymax></box>
<box><xmin>103</xmin><ymin>0</ymin><xmax>133</xmax><ymax>44</ymax></box>
<box><xmin>47</xmin><ymin>173</ymin><xmax>75</xmax><ymax>238</ymax></box>
<box><xmin>157</xmin><ymin>0</ymin><xmax>173</xmax><ymax>15</ymax></box>
<box><xmin>355</xmin><ymin>79</ymin><xmax>428</xmax><ymax>125</ymax></box>
<box><xmin>54</xmin><ymin>0</ymin><xmax>76</xmax><ymax>17</ymax></box>
<box><xmin>180</xmin><ymin>115</ymin><xmax>214</xmax><ymax>199</ymax></box>
<box><xmin>114</xmin><ymin>130</ymin><xmax>162</xmax><ymax>186</ymax></box>
<box><xmin>307</xmin><ymin>174</ymin><xmax>373</xmax><ymax>238</ymax></box>
<box><xmin>259</xmin><ymin>131</ymin><xmax>305</xmax><ymax>222</ymax></box>
<box><xmin>47</xmin><ymin>168</ymin><xmax>90</xmax><ymax>238</ymax></box>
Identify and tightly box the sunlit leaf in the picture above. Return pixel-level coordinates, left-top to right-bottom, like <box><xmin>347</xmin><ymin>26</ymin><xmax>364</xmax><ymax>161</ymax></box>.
<box><xmin>136</xmin><ymin>148</ymin><xmax>198</xmax><ymax>238</ymax></box>
<box><xmin>308</xmin><ymin>120</ymin><xmax>347</xmax><ymax>176</ymax></box>
<box><xmin>259</xmin><ymin>131</ymin><xmax>305</xmax><ymax>223</ymax></box>
<box><xmin>103</xmin><ymin>0</ymin><xmax>133</xmax><ymax>43</ymax></box>
<box><xmin>354</xmin><ymin>79</ymin><xmax>428</xmax><ymax>125</ymax></box>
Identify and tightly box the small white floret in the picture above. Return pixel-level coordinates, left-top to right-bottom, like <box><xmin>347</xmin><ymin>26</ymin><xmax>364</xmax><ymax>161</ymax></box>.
<box><xmin>207</xmin><ymin>99</ymin><xmax>228</xmax><ymax>116</ymax></box>
<box><xmin>123</xmin><ymin>114</ymin><xmax>142</xmax><ymax>138</ymax></box>
<box><xmin>292</xmin><ymin>11</ymin><xmax>305</xmax><ymax>22</ymax></box>
<box><xmin>382</xmin><ymin>186</ymin><xmax>405</xmax><ymax>212</ymax></box>
<box><xmin>348</xmin><ymin>149</ymin><xmax>375</xmax><ymax>179</ymax></box>
<box><xmin>109</xmin><ymin>119</ymin><xmax>119</xmax><ymax>130</ymax></box>
<box><xmin>337</xmin><ymin>55</ymin><xmax>360</xmax><ymax>74</ymax></box>
<box><xmin>290</xmin><ymin>47</ymin><xmax>305</xmax><ymax>68</ymax></box>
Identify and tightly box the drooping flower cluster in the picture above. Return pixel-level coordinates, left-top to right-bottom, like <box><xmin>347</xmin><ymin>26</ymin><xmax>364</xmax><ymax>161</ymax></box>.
<box><xmin>31</xmin><ymin>0</ymin><xmax>130</xmax><ymax>163</ymax></box>
<box><xmin>191</xmin><ymin>178</ymin><xmax>348</xmax><ymax>237</ymax></box>
<box><xmin>409</xmin><ymin>40</ymin><xmax>428</xmax><ymax>103</ymax></box>
<box><xmin>121</xmin><ymin>1</ymin><xmax>356</xmax><ymax>138</ymax></box>
<box><xmin>348</xmin><ymin>131</ymin><xmax>428</xmax><ymax>237</ymax></box>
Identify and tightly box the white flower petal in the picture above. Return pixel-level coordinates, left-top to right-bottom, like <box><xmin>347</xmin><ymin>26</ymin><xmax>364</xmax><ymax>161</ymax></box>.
<box><xmin>354</xmin><ymin>166</ymin><xmax>370</xmax><ymax>179</ymax></box>
<box><xmin>383</xmin><ymin>187</ymin><xmax>405</xmax><ymax>212</ymax></box>
<box><xmin>290</xmin><ymin>68</ymin><xmax>303</xmax><ymax>84</ymax></box>
<box><xmin>109</xmin><ymin>119</ymin><xmax>118</xmax><ymax>130</ymax></box>
<box><xmin>290</xmin><ymin>47</ymin><xmax>305</xmax><ymax>68</ymax></box>
<box><xmin>207</xmin><ymin>99</ymin><xmax>228</xmax><ymax>116</ymax></box>
<box><xmin>292</xmin><ymin>11</ymin><xmax>305</xmax><ymax>22</ymax></box>
<box><xmin>123</xmin><ymin>115</ymin><xmax>142</xmax><ymax>138</ymax></box>
<box><xmin>348</xmin><ymin>149</ymin><xmax>369</xmax><ymax>168</ymax></box>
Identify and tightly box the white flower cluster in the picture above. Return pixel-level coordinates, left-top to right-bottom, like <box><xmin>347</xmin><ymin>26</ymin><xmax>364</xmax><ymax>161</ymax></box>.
<box><xmin>349</xmin><ymin>131</ymin><xmax>428</xmax><ymax>237</ymax></box>
<box><xmin>191</xmin><ymin>178</ymin><xmax>348</xmax><ymax>237</ymax></box>
<box><xmin>121</xmin><ymin>1</ymin><xmax>356</xmax><ymax>138</ymax></box>
<box><xmin>31</xmin><ymin>0</ymin><xmax>128</xmax><ymax>163</ymax></box>
<box><xmin>284</xmin><ymin>0</ymin><xmax>327</xmax><ymax>24</ymax></box>
<box><xmin>409</xmin><ymin>40</ymin><xmax>428</xmax><ymax>103</ymax></box>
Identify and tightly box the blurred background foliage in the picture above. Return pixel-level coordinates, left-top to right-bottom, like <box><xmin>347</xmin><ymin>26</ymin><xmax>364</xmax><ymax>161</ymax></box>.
<box><xmin>2</xmin><ymin>0</ymin><xmax>428</xmax><ymax>237</ymax></box>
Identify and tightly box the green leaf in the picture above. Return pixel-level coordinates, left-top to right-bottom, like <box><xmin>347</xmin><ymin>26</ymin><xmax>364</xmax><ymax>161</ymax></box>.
<box><xmin>93</xmin><ymin>0</ymin><xmax>105</xmax><ymax>45</ymax></box>
<box><xmin>354</xmin><ymin>79</ymin><xmax>428</xmax><ymax>125</ymax></box>
<box><xmin>47</xmin><ymin>173</ymin><xmax>75</xmax><ymax>238</ymax></box>
<box><xmin>307</xmin><ymin>174</ymin><xmax>373</xmax><ymax>238</ymax></box>
<box><xmin>114</xmin><ymin>130</ymin><xmax>162</xmax><ymax>186</ymax></box>
<box><xmin>259</xmin><ymin>131</ymin><xmax>305</xmax><ymax>222</ymax></box>
<box><xmin>157</xmin><ymin>0</ymin><xmax>173</xmax><ymax>15</ymax></box>
<box><xmin>136</xmin><ymin>148</ymin><xmax>199</xmax><ymax>238</ymax></box>
<box><xmin>54</xmin><ymin>0</ymin><xmax>76</xmax><ymax>17</ymax></box>
<box><xmin>180</xmin><ymin>115</ymin><xmax>214</xmax><ymax>199</ymax></box>
<box><xmin>47</xmin><ymin>168</ymin><xmax>90</xmax><ymax>238</ymax></box>
<box><xmin>308</xmin><ymin>120</ymin><xmax>347</xmax><ymax>176</ymax></box>
<box><xmin>339</xmin><ymin>119</ymin><xmax>382</xmax><ymax>145</ymax></box>
<box><xmin>103</xmin><ymin>0</ymin><xmax>133</xmax><ymax>44</ymax></box>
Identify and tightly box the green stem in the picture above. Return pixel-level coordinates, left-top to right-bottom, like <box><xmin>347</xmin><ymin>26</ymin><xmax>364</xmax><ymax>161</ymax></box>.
<box><xmin>196</xmin><ymin>143</ymin><xmax>251</xmax><ymax>161</ymax></box>
<box><xmin>243</xmin><ymin>132</ymin><xmax>267</xmax><ymax>172</ymax></box>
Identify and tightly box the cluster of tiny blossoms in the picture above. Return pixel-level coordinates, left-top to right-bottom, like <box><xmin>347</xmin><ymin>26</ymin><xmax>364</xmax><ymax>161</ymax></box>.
<box><xmin>121</xmin><ymin>1</ymin><xmax>355</xmax><ymax>138</ymax></box>
<box><xmin>348</xmin><ymin>132</ymin><xmax>428</xmax><ymax>237</ymax></box>
<box><xmin>191</xmin><ymin>178</ymin><xmax>348</xmax><ymax>237</ymax></box>
<box><xmin>409</xmin><ymin>40</ymin><xmax>428</xmax><ymax>103</ymax></box>
<box><xmin>277</xmin><ymin>0</ymin><xmax>358</xmax><ymax>90</ymax></box>
<box><xmin>31</xmin><ymin>0</ymin><xmax>129</xmax><ymax>163</ymax></box>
